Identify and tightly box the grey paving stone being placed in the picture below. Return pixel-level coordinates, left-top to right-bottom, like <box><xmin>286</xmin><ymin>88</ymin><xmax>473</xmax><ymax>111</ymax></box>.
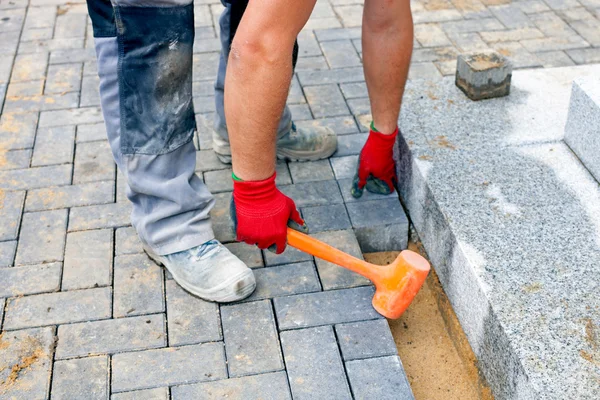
<box><xmin>51</xmin><ymin>356</ymin><xmax>109</xmax><ymax>400</ymax></box>
<box><xmin>221</xmin><ymin>300</ymin><xmax>283</xmax><ymax>377</ymax></box>
<box><xmin>73</xmin><ymin>140</ymin><xmax>116</xmax><ymax>184</ymax></box>
<box><xmin>113</xmin><ymin>254</ymin><xmax>165</xmax><ymax>318</ymax></box>
<box><xmin>112</xmin><ymin>387</ymin><xmax>168</xmax><ymax>400</ymax></box>
<box><xmin>25</xmin><ymin>181</ymin><xmax>115</xmax><ymax>212</ymax></box>
<box><xmin>0</xmin><ymin>189</ymin><xmax>24</xmax><ymax>241</ymax></box>
<box><xmin>224</xmin><ymin>242</ymin><xmax>263</xmax><ymax>268</ymax></box>
<box><xmin>243</xmin><ymin>261</ymin><xmax>321</xmax><ymax>302</ymax></box>
<box><xmin>262</xmin><ymin>244</ymin><xmax>314</xmax><ymax>266</ymax></box>
<box><xmin>0</xmin><ymin>240</ymin><xmax>16</xmax><ymax>267</ymax></box>
<box><xmin>345</xmin><ymin>356</ymin><xmax>414</xmax><ymax>400</ymax></box>
<box><xmin>115</xmin><ymin>226</ymin><xmax>143</xmax><ymax>255</ymax></box>
<box><xmin>0</xmin><ymin>262</ymin><xmax>61</xmax><ymax>298</ymax></box>
<box><xmin>311</xmin><ymin>230</ymin><xmax>371</xmax><ymax>290</ymax></box>
<box><xmin>56</xmin><ymin>314</ymin><xmax>166</xmax><ymax>360</ymax></box>
<box><xmin>280</xmin><ymin>179</ymin><xmax>343</xmax><ymax>207</ymax></box>
<box><xmin>289</xmin><ymin>159</ymin><xmax>334</xmax><ymax>183</ymax></box>
<box><xmin>31</xmin><ymin>126</ymin><xmax>75</xmax><ymax>166</ymax></box>
<box><xmin>63</xmin><ymin>229</ymin><xmax>113</xmax><ymax>290</ymax></box>
<box><xmin>280</xmin><ymin>326</ymin><xmax>352</xmax><ymax>399</ymax></box>
<box><xmin>172</xmin><ymin>371</ymin><xmax>292</xmax><ymax>400</ymax></box>
<box><xmin>564</xmin><ymin>77</ymin><xmax>600</xmax><ymax>182</ymax></box>
<box><xmin>15</xmin><ymin>208</ymin><xmax>68</xmax><ymax>265</ymax></box>
<box><xmin>300</xmin><ymin>204</ymin><xmax>352</xmax><ymax>233</ymax></box>
<box><xmin>275</xmin><ymin>286</ymin><xmax>381</xmax><ymax>330</ymax></box>
<box><xmin>111</xmin><ymin>343</ymin><xmax>227</xmax><ymax>393</ymax></box>
<box><xmin>0</xmin><ymin>327</ymin><xmax>55</xmax><ymax>399</ymax></box>
<box><xmin>455</xmin><ymin>51</ymin><xmax>513</xmax><ymax>101</ymax></box>
<box><xmin>68</xmin><ymin>202</ymin><xmax>132</xmax><ymax>232</ymax></box>
<box><xmin>335</xmin><ymin>319</ymin><xmax>397</xmax><ymax>361</ymax></box>
<box><xmin>3</xmin><ymin>287</ymin><xmax>111</xmax><ymax>330</ymax></box>
<box><xmin>166</xmin><ymin>280</ymin><xmax>221</xmax><ymax>346</ymax></box>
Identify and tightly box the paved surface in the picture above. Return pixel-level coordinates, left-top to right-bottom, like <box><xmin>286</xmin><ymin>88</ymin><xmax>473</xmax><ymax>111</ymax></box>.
<box><xmin>1</xmin><ymin>0</ymin><xmax>600</xmax><ymax>398</ymax></box>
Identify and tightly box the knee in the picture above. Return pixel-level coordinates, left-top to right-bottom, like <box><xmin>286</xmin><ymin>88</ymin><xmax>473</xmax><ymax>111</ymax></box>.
<box><xmin>229</xmin><ymin>30</ymin><xmax>295</xmax><ymax>68</ymax></box>
<box><xmin>364</xmin><ymin>0</ymin><xmax>411</xmax><ymax>30</ymax></box>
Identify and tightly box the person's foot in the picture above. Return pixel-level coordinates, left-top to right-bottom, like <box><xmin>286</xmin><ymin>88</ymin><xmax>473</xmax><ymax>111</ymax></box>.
<box><xmin>212</xmin><ymin>122</ymin><xmax>338</xmax><ymax>163</ymax></box>
<box><xmin>144</xmin><ymin>240</ymin><xmax>256</xmax><ymax>302</ymax></box>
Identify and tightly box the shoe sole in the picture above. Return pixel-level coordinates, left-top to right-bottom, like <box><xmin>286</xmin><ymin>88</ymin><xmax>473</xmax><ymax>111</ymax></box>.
<box><xmin>143</xmin><ymin>248</ymin><xmax>256</xmax><ymax>303</ymax></box>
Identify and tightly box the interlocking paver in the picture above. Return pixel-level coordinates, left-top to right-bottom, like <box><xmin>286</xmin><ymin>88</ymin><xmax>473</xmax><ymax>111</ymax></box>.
<box><xmin>0</xmin><ymin>262</ymin><xmax>61</xmax><ymax>298</ymax></box>
<box><xmin>0</xmin><ymin>148</ymin><xmax>31</xmax><ymax>170</ymax></box>
<box><xmin>298</xmin><ymin>66</ymin><xmax>364</xmax><ymax>86</ymax></box>
<box><xmin>25</xmin><ymin>181</ymin><xmax>115</xmax><ymax>212</ymax></box>
<box><xmin>39</xmin><ymin>106</ymin><xmax>103</xmax><ymax>127</ymax></box>
<box><xmin>31</xmin><ymin>126</ymin><xmax>75</xmax><ymax>166</ymax></box>
<box><xmin>221</xmin><ymin>300</ymin><xmax>284</xmax><ymax>377</ymax></box>
<box><xmin>111</xmin><ymin>343</ymin><xmax>227</xmax><ymax>393</ymax></box>
<box><xmin>335</xmin><ymin>319</ymin><xmax>397</xmax><ymax>361</ymax></box>
<box><xmin>0</xmin><ymin>190</ymin><xmax>24</xmax><ymax>241</ymax></box>
<box><xmin>80</xmin><ymin>75</ymin><xmax>101</xmax><ymax>107</ymax></box>
<box><xmin>0</xmin><ymin>112</ymin><xmax>38</xmax><ymax>150</ymax></box>
<box><xmin>3</xmin><ymin>287</ymin><xmax>111</xmax><ymax>330</ymax></box>
<box><xmin>51</xmin><ymin>356</ymin><xmax>109</xmax><ymax>400</ymax></box>
<box><xmin>0</xmin><ymin>240</ymin><xmax>17</xmax><ymax>267</ymax></box>
<box><xmin>112</xmin><ymin>388</ymin><xmax>169</xmax><ymax>400</ymax></box>
<box><xmin>263</xmin><ymin>245</ymin><xmax>314</xmax><ymax>266</ymax></box>
<box><xmin>55</xmin><ymin>314</ymin><xmax>166</xmax><ymax>359</ymax></box>
<box><xmin>320</xmin><ymin>39</ymin><xmax>362</xmax><ymax>68</ymax></box>
<box><xmin>280</xmin><ymin>326</ymin><xmax>352</xmax><ymax>399</ymax></box>
<box><xmin>0</xmin><ymin>164</ymin><xmax>72</xmax><ymax>190</ymax></box>
<box><xmin>113</xmin><ymin>254</ymin><xmax>165</xmax><ymax>318</ymax></box>
<box><xmin>295</xmin><ymin>115</ymin><xmax>359</xmax><ymax>135</ymax></box>
<box><xmin>333</xmin><ymin>132</ymin><xmax>368</xmax><ymax>157</ymax></box>
<box><xmin>11</xmin><ymin>52</ymin><xmax>48</xmax><ymax>82</ymax></box>
<box><xmin>115</xmin><ymin>226</ymin><xmax>143</xmax><ymax>255</ymax></box>
<box><xmin>77</xmin><ymin>122</ymin><xmax>107</xmax><ymax>142</ymax></box>
<box><xmin>224</xmin><ymin>242</ymin><xmax>263</xmax><ymax>268</ymax></box>
<box><xmin>301</xmin><ymin>204</ymin><xmax>352</xmax><ymax>233</ymax></box>
<box><xmin>45</xmin><ymin>63</ymin><xmax>82</xmax><ymax>94</ymax></box>
<box><xmin>16</xmin><ymin>209</ymin><xmax>68</xmax><ymax>265</ymax></box>
<box><xmin>68</xmin><ymin>202</ymin><xmax>132</xmax><ymax>231</ymax></box>
<box><xmin>288</xmin><ymin>103</ymin><xmax>313</xmax><ymax>120</ymax></box>
<box><xmin>345</xmin><ymin>356</ymin><xmax>414</xmax><ymax>400</ymax></box>
<box><xmin>330</xmin><ymin>155</ymin><xmax>357</xmax><ymax>179</ymax></box>
<box><xmin>243</xmin><ymin>261</ymin><xmax>321</xmax><ymax>302</ymax></box>
<box><xmin>166</xmin><ymin>280</ymin><xmax>221</xmax><ymax>346</ymax></box>
<box><xmin>289</xmin><ymin>159</ymin><xmax>335</xmax><ymax>183</ymax></box>
<box><xmin>73</xmin><ymin>140</ymin><xmax>116</xmax><ymax>183</ymax></box>
<box><xmin>63</xmin><ymin>229</ymin><xmax>113</xmax><ymax>290</ymax></box>
<box><xmin>280</xmin><ymin>179</ymin><xmax>343</xmax><ymax>207</ymax></box>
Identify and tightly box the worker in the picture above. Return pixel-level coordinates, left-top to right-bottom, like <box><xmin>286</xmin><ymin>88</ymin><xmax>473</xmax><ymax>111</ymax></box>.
<box><xmin>85</xmin><ymin>0</ymin><xmax>413</xmax><ymax>303</ymax></box>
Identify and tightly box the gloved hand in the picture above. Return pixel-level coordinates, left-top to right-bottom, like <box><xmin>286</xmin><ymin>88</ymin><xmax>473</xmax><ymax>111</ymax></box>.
<box><xmin>232</xmin><ymin>173</ymin><xmax>308</xmax><ymax>254</ymax></box>
<box><xmin>351</xmin><ymin>127</ymin><xmax>398</xmax><ymax>198</ymax></box>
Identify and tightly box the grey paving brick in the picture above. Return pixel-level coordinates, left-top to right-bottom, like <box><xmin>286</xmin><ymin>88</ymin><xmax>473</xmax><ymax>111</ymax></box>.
<box><xmin>112</xmin><ymin>343</ymin><xmax>227</xmax><ymax>392</ymax></box>
<box><xmin>21</xmin><ymin>27</ymin><xmax>53</xmax><ymax>41</ymax></box>
<box><xmin>68</xmin><ymin>202</ymin><xmax>132</xmax><ymax>231</ymax></box>
<box><xmin>0</xmin><ymin>112</ymin><xmax>38</xmax><ymax>150</ymax></box>
<box><xmin>116</xmin><ymin>170</ymin><xmax>128</xmax><ymax>203</ymax></box>
<box><xmin>534</xmin><ymin>50</ymin><xmax>576</xmax><ymax>67</ymax></box>
<box><xmin>335</xmin><ymin>319</ymin><xmax>397</xmax><ymax>360</ymax></box>
<box><xmin>52</xmin><ymin>356</ymin><xmax>109</xmax><ymax>400</ymax></box>
<box><xmin>0</xmin><ymin>327</ymin><xmax>54</xmax><ymax>399</ymax></box>
<box><xmin>84</xmin><ymin>60</ymin><xmax>98</xmax><ymax>76</ymax></box>
<box><xmin>112</xmin><ymin>388</ymin><xmax>169</xmax><ymax>400</ymax></box>
<box><xmin>73</xmin><ymin>140</ymin><xmax>116</xmax><ymax>184</ymax></box>
<box><xmin>203</xmin><ymin>168</ymin><xmax>233</xmax><ymax>193</ymax></box>
<box><xmin>441</xmin><ymin>17</ymin><xmax>504</xmax><ymax>33</ymax></box>
<box><xmin>4</xmin><ymin>91</ymin><xmax>80</xmax><ymax>113</ymax></box>
<box><xmin>529</xmin><ymin>11</ymin><xmax>577</xmax><ymax>37</ymax></box>
<box><xmin>0</xmin><ymin>190</ymin><xmax>24</xmax><ymax>241</ymax></box>
<box><xmin>315</xmin><ymin>27</ymin><xmax>361</xmax><ymax>42</ymax></box>
<box><xmin>345</xmin><ymin>356</ymin><xmax>414</xmax><ymax>400</ymax></box>
<box><xmin>320</xmin><ymin>40</ymin><xmax>361</xmax><ymax>68</ymax></box>
<box><xmin>7</xmin><ymin>80</ymin><xmax>43</xmax><ymax>97</ymax></box>
<box><xmin>287</xmin><ymin>75</ymin><xmax>306</xmax><ymax>105</ymax></box>
<box><xmin>301</xmin><ymin>203</ymin><xmax>352</xmax><ymax>233</ymax></box>
<box><xmin>63</xmin><ymin>229</ymin><xmax>112</xmax><ymax>290</ymax></box>
<box><xmin>24</xmin><ymin>6</ymin><xmax>56</xmax><ymax>29</ymax></box>
<box><xmin>77</xmin><ymin>123</ymin><xmax>106</xmax><ymax>142</ymax></box>
<box><xmin>288</xmin><ymin>103</ymin><xmax>313</xmax><ymax>120</ymax></box>
<box><xmin>333</xmin><ymin>133</ymin><xmax>367</xmax><ymax>157</ymax></box>
<box><xmin>172</xmin><ymin>371</ymin><xmax>292</xmax><ymax>400</ymax></box>
<box><xmin>491</xmin><ymin>41</ymin><xmax>543</xmax><ymax>68</ymax></box>
<box><xmin>166</xmin><ymin>280</ymin><xmax>221</xmax><ymax>346</ymax></box>
<box><xmin>222</xmin><ymin>300</ymin><xmax>283</xmax><ymax>377</ymax></box>
<box><xmin>289</xmin><ymin>159</ymin><xmax>334</xmax><ymax>183</ymax></box>
<box><xmin>297</xmin><ymin>30</ymin><xmax>322</xmax><ymax>57</ymax></box>
<box><xmin>312</xmin><ymin>229</ymin><xmax>370</xmax><ymax>289</ymax></box>
<box><xmin>224</xmin><ymin>242</ymin><xmax>263</xmax><ymax>268</ymax></box>
<box><xmin>31</xmin><ymin>126</ymin><xmax>75</xmax><ymax>166</ymax></box>
<box><xmin>295</xmin><ymin>116</ymin><xmax>359</xmax><ymax>135</ymax></box>
<box><xmin>48</xmin><ymin>47</ymin><xmax>96</xmax><ymax>64</ymax></box>
<box><xmin>412</xmin><ymin>9</ymin><xmax>463</xmax><ymax>24</ymax></box>
<box><xmin>193</xmin><ymin>52</ymin><xmax>220</xmax><ymax>81</ymax></box>
<box><xmin>113</xmin><ymin>254</ymin><xmax>165</xmax><ymax>318</ymax></box>
<box><xmin>263</xmin><ymin>245</ymin><xmax>314</xmax><ymax>266</ymax></box>
<box><xmin>193</xmin><ymin>80</ymin><xmax>215</xmax><ymax>98</ymax></box>
<box><xmin>274</xmin><ymin>286</ymin><xmax>381</xmax><ymax>330</ymax></box>
<box><xmin>447</xmin><ymin>31</ymin><xmax>490</xmax><ymax>52</ymax></box>
<box><xmin>480</xmin><ymin>27</ymin><xmax>545</xmax><ymax>43</ymax></box>
<box><xmin>193</xmin><ymin>95</ymin><xmax>213</xmax><ymax>113</ymax></box>
<box><xmin>296</xmin><ymin>55</ymin><xmax>330</xmax><ymax>70</ymax></box>
<box><xmin>45</xmin><ymin>63</ymin><xmax>82</xmax><ymax>94</ymax></box>
<box><xmin>0</xmin><ymin>149</ymin><xmax>31</xmax><ymax>170</ymax></box>
<box><xmin>11</xmin><ymin>52</ymin><xmax>48</xmax><ymax>82</ymax></box>
<box><xmin>56</xmin><ymin>314</ymin><xmax>166</xmax><ymax>359</ymax></box>
<box><xmin>210</xmin><ymin>191</ymin><xmax>236</xmax><ymax>243</ymax></box>
<box><xmin>0</xmin><ymin>240</ymin><xmax>16</xmax><ymax>266</ymax></box>
<box><xmin>340</xmin><ymin>82</ymin><xmax>367</xmax><ymax>99</ymax></box>
<box><xmin>544</xmin><ymin>0</ymin><xmax>581</xmax><ymax>10</ymax></box>
<box><xmin>330</xmin><ymin>155</ymin><xmax>358</xmax><ymax>179</ymax></box>
<box><xmin>3</xmin><ymin>287</ymin><xmax>111</xmax><ymax>330</ymax></box>
<box><xmin>243</xmin><ymin>261</ymin><xmax>321</xmax><ymax>302</ymax></box>
<box><xmin>0</xmin><ymin>262</ymin><xmax>60</xmax><ymax>298</ymax></box>
<box><xmin>116</xmin><ymin>226</ymin><xmax>143</xmax><ymax>255</ymax></box>
<box><xmin>39</xmin><ymin>106</ymin><xmax>103</xmax><ymax>127</ymax></box>
<box><xmin>304</xmin><ymin>16</ymin><xmax>342</xmax><ymax>30</ymax></box>
<box><xmin>566</xmin><ymin>47</ymin><xmax>600</xmax><ymax>64</ymax></box>
<box><xmin>280</xmin><ymin>179</ymin><xmax>343</xmax><ymax>207</ymax></box>
<box><xmin>558</xmin><ymin>7</ymin><xmax>596</xmax><ymax>21</ymax></box>
<box><xmin>18</xmin><ymin>37</ymin><xmax>84</xmax><ymax>54</ymax></box>
<box><xmin>0</xmin><ymin>30</ymin><xmax>19</xmax><ymax>53</ymax></box>
<box><xmin>80</xmin><ymin>74</ymin><xmax>101</xmax><ymax>107</ymax></box>
<box><xmin>489</xmin><ymin>4</ymin><xmax>534</xmax><ymax>28</ymax></box>
<box><xmin>414</xmin><ymin>23</ymin><xmax>452</xmax><ymax>47</ymax></box>
<box><xmin>347</xmin><ymin>97</ymin><xmax>370</xmax><ymax>115</ymax></box>
<box><xmin>334</xmin><ymin>4</ymin><xmax>363</xmax><ymax>27</ymax></box>
<box><xmin>26</xmin><ymin>181</ymin><xmax>115</xmax><ymax>212</ymax></box>
<box><xmin>297</xmin><ymin>66</ymin><xmax>364</xmax><ymax>86</ymax></box>
<box><xmin>570</xmin><ymin>19</ymin><xmax>600</xmax><ymax>46</ymax></box>
<box><xmin>196</xmin><ymin>113</ymin><xmax>214</xmax><ymax>150</ymax></box>
<box><xmin>16</xmin><ymin>209</ymin><xmax>67</xmax><ymax>265</ymax></box>
<box><xmin>346</xmin><ymin>198</ymin><xmax>409</xmax><ymax>252</ymax></box>
<box><xmin>195</xmin><ymin>149</ymin><xmax>228</xmax><ymax>173</ymax></box>
<box><xmin>520</xmin><ymin>35</ymin><xmax>589</xmax><ymax>53</ymax></box>
<box><xmin>280</xmin><ymin>326</ymin><xmax>352</xmax><ymax>399</ymax></box>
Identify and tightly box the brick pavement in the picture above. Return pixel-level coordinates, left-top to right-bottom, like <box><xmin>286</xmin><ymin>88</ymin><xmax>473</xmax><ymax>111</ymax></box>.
<box><xmin>0</xmin><ymin>0</ymin><xmax>599</xmax><ymax>398</ymax></box>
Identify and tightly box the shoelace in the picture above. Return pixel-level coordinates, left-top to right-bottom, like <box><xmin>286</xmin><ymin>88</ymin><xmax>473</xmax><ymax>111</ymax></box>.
<box><xmin>192</xmin><ymin>239</ymin><xmax>220</xmax><ymax>259</ymax></box>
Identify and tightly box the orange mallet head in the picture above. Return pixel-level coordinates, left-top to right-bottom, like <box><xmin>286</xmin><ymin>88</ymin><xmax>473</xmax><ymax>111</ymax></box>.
<box><xmin>287</xmin><ymin>228</ymin><xmax>430</xmax><ymax>319</ymax></box>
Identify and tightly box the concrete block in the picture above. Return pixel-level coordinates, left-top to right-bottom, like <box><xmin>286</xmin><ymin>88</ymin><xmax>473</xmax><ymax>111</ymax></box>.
<box><xmin>51</xmin><ymin>356</ymin><xmax>109</xmax><ymax>400</ymax></box>
<box><xmin>280</xmin><ymin>180</ymin><xmax>343</xmax><ymax>207</ymax></box>
<box><xmin>0</xmin><ymin>164</ymin><xmax>72</xmax><ymax>190</ymax></box>
<box><xmin>297</xmin><ymin>30</ymin><xmax>322</xmax><ymax>57</ymax></box>
<box><xmin>77</xmin><ymin>122</ymin><xmax>106</xmax><ymax>142</ymax></box>
<box><xmin>274</xmin><ymin>286</ymin><xmax>382</xmax><ymax>330</ymax></box>
<box><xmin>4</xmin><ymin>92</ymin><xmax>80</xmax><ymax>113</ymax></box>
<box><xmin>166</xmin><ymin>280</ymin><xmax>221</xmax><ymax>346</ymax></box>
<box><xmin>112</xmin><ymin>343</ymin><xmax>227</xmax><ymax>393</ymax></box>
<box><xmin>221</xmin><ymin>300</ymin><xmax>283</xmax><ymax>377</ymax></box>
<box><xmin>347</xmin><ymin>97</ymin><xmax>371</xmax><ymax>116</ymax></box>
<box><xmin>280</xmin><ymin>326</ymin><xmax>352</xmax><ymax>399</ymax></box>
<box><xmin>335</xmin><ymin>319</ymin><xmax>397</xmax><ymax>361</ymax></box>
<box><xmin>0</xmin><ymin>190</ymin><xmax>24</xmax><ymax>241</ymax></box>
<box><xmin>80</xmin><ymin>75</ymin><xmax>101</xmax><ymax>107</ymax></box>
<box><xmin>330</xmin><ymin>155</ymin><xmax>358</xmax><ymax>179</ymax></box>
<box><xmin>3</xmin><ymin>287</ymin><xmax>111</xmax><ymax>330</ymax></box>
<box><xmin>301</xmin><ymin>204</ymin><xmax>352</xmax><ymax>233</ymax></box>
<box><xmin>39</xmin><ymin>106</ymin><xmax>103</xmax><ymax>127</ymax></box>
<box><xmin>16</xmin><ymin>209</ymin><xmax>68</xmax><ymax>265</ymax></box>
<box><xmin>0</xmin><ymin>327</ymin><xmax>54</xmax><ymax>399</ymax></box>
<box><xmin>112</xmin><ymin>388</ymin><xmax>168</xmax><ymax>400</ymax></box>
<box><xmin>0</xmin><ymin>240</ymin><xmax>16</xmax><ymax>267</ymax></box>
<box><xmin>333</xmin><ymin>133</ymin><xmax>368</xmax><ymax>157</ymax></box>
<box><xmin>0</xmin><ymin>112</ymin><xmax>38</xmax><ymax>150</ymax></box>
<box><xmin>0</xmin><ymin>148</ymin><xmax>31</xmax><ymax>170</ymax></box>
<box><xmin>345</xmin><ymin>356</ymin><xmax>414</xmax><ymax>400</ymax></box>
<box><xmin>172</xmin><ymin>371</ymin><xmax>291</xmax><ymax>400</ymax></box>
<box><xmin>455</xmin><ymin>51</ymin><xmax>512</xmax><ymax>101</ymax></box>
<box><xmin>263</xmin><ymin>245</ymin><xmax>314</xmax><ymax>266</ymax></box>
<box><xmin>74</xmin><ymin>140</ymin><xmax>116</xmax><ymax>184</ymax></box>
<box><xmin>0</xmin><ymin>262</ymin><xmax>61</xmax><ymax>298</ymax></box>
<box><xmin>113</xmin><ymin>254</ymin><xmax>164</xmax><ymax>318</ymax></box>
<box><xmin>297</xmin><ymin>66</ymin><xmax>364</xmax><ymax>86</ymax></box>
<box><xmin>56</xmin><ymin>314</ymin><xmax>166</xmax><ymax>359</ymax></box>
<box><xmin>243</xmin><ymin>261</ymin><xmax>321</xmax><ymax>302</ymax></box>
<box><xmin>25</xmin><ymin>181</ymin><xmax>115</xmax><ymax>212</ymax></box>
<box><xmin>11</xmin><ymin>53</ymin><xmax>47</xmax><ymax>82</ymax></box>
<box><xmin>320</xmin><ymin>39</ymin><xmax>362</xmax><ymax>69</ymax></box>
<box><xmin>289</xmin><ymin>159</ymin><xmax>334</xmax><ymax>183</ymax></box>
<box><xmin>115</xmin><ymin>227</ymin><xmax>143</xmax><ymax>255</ymax></box>
<box><xmin>225</xmin><ymin>242</ymin><xmax>263</xmax><ymax>268</ymax></box>
<box><xmin>63</xmin><ymin>229</ymin><xmax>113</xmax><ymax>290</ymax></box>
<box><xmin>296</xmin><ymin>55</ymin><xmax>329</xmax><ymax>71</ymax></box>
<box><xmin>68</xmin><ymin>202</ymin><xmax>132</xmax><ymax>232</ymax></box>
<box><xmin>31</xmin><ymin>126</ymin><xmax>75</xmax><ymax>166</ymax></box>
<box><xmin>564</xmin><ymin>77</ymin><xmax>600</xmax><ymax>182</ymax></box>
<box><xmin>45</xmin><ymin>63</ymin><xmax>82</xmax><ymax>94</ymax></box>
<box><xmin>288</xmin><ymin>104</ymin><xmax>313</xmax><ymax>121</ymax></box>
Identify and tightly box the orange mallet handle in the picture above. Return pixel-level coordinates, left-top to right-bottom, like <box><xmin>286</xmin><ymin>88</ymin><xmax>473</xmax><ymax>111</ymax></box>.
<box><xmin>287</xmin><ymin>228</ymin><xmax>430</xmax><ymax>319</ymax></box>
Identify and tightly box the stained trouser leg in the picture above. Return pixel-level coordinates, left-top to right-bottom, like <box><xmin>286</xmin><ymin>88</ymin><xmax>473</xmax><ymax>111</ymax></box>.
<box><xmin>213</xmin><ymin>0</ymin><xmax>299</xmax><ymax>141</ymax></box>
<box><xmin>87</xmin><ymin>0</ymin><xmax>215</xmax><ymax>255</ymax></box>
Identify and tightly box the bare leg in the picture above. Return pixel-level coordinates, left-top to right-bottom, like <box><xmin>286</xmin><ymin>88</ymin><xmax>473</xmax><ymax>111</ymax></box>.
<box><xmin>362</xmin><ymin>0</ymin><xmax>413</xmax><ymax>134</ymax></box>
<box><xmin>224</xmin><ymin>0</ymin><xmax>317</xmax><ymax>181</ymax></box>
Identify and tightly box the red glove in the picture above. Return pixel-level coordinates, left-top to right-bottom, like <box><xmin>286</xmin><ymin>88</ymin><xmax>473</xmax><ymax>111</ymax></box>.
<box><xmin>353</xmin><ymin>127</ymin><xmax>398</xmax><ymax>197</ymax></box>
<box><xmin>232</xmin><ymin>173</ymin><xmax>306</xmax><ymax>254</ymax></box>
